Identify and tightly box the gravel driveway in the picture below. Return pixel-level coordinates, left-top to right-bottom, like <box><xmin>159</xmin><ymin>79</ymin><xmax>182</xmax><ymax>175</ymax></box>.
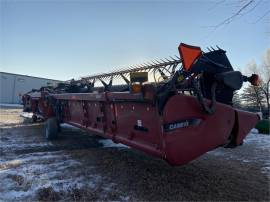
<box><xmin>0</xmin><ymin>107</ymin><xmax>269</xmax><ymax>201</ymax></box>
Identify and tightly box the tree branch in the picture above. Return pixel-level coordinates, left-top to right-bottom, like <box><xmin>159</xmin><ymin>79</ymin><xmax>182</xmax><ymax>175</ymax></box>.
<box><xmin>212</xmin><ymin>0</ymin><xmax>255</xmax><ymax>28</ymax></box>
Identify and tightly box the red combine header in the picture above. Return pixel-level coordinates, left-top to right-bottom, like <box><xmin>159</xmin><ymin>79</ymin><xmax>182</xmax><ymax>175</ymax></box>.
<box><xmin>22</xmin><ymin>43</ymin><xmax>260</xmax><ymax>166</ymax></box>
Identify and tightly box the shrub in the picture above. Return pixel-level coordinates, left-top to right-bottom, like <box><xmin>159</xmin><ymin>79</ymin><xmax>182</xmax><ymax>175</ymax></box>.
<box><xmin>255</xmin><ymin>119</ymin><xmax>270</xmax><ymax>134</ymax></box>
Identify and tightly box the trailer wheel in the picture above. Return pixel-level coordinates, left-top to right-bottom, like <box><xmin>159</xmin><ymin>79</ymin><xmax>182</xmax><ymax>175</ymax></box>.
<box><xmin>45</xmin><ymin>117</ymin><xmax>59</xmax><ymax>140</ymax></box>
<box><xmin>58</xmin><ymin>123</ymin><xmax>62</xmax><ymax>132</ymax></box>
<box><xmin>32</xmin><ymin>114</ymin><xmax>38</xmax><ymax>122</ymax></box>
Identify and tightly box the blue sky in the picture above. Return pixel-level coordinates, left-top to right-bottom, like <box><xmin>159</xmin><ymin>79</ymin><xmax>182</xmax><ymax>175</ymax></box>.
<box><xmin>0</xmin><ymin>0</ymin><xmax>269</xmax><ymax>80</ymax></box>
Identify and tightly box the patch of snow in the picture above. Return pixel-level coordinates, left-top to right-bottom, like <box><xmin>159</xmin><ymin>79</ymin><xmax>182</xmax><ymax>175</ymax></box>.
<box><xmin>244</xmin><ymin>132</ymin><xmax>270</xmax><ymax>149</ymax></box>
<box><xmin>0</xmin><ymin>151</ymin><xmax>103</xmax><ymax>201</ymax></box>
<box><xmin>0</xmin><ymin>103</ymin><xmax>23</xmax><ymax>108</ymax></box>
<box><xmin>250</xmin><ymin>128</ymin><xmax>259</xmax><ymax>134</ymax></box>
<box><xmin>208</xmin><ymin>129</ymin><xmax>270</xmax><ymax>175</ymax></box>
<box><xmin>0</xmin><ymin>132</ymin><xmax>53</xmax><ymax>154</ymax></box>
<box><xmin>20</xmin><ymin>112</ymin><xmax>33</xmax><ymax>118</ymax></box>
<box><xmin>98</xmin><ymin>139</ymin><xmax>129</xmax><ymax>148</ymax></box>
<box><xmin>0</xmin><ymin>159</ymin><xmax>22</xmax><ymax>170</ymax></box>
<box><xmin>2</xmin><ymin>143</ymin><xmax>52</xmax><ymax>153</ymax></box>
<box><xmin>0</xmin><ymin>190</ymin><xmax>35</xmax><ymax>201</ymax></box>
<box><xmin>61</xmin><ymin>123</ymin><xmax>81</xmax><ymax>130</ymax></box>
<box><xmin>0</xmin><ymin>107</ymin><xmax>128</xmax><ymax>201</ymax></box>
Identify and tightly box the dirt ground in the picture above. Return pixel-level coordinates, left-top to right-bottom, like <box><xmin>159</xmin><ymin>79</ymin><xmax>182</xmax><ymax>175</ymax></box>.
<box><xmin>0</xmin><ymin>107</ymin><xmax>269</xmax><ymax>201</ymax></box>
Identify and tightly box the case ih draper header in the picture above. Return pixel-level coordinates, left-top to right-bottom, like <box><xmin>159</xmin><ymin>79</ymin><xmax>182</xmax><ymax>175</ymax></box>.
<box><xmin>22</xmin><ymin>43</ymin><xmax>260</xmax><ymax>166</ymax></box>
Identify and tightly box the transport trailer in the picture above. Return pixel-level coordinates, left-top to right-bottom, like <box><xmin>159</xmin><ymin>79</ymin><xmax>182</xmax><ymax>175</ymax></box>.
<box><xmin>22</xmin><ymin>43</ymin><xmax>260</xmax><ymax>166</ymax></box>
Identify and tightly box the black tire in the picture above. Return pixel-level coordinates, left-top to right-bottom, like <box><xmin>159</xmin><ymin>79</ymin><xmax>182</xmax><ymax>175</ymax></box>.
<box><xmin>32</xmin><ymin>114</ymin><xmax>38</xmax><ymax>122</ymax></box>
<box><xmin>45</xmin><ymin>117</ymin><xmax>59</xmax><ymax>140</ymax></box>
<box><xmin>58</xmin><ymin>123</ymin><xmax>62</xmax><ymax>132</ymax></box>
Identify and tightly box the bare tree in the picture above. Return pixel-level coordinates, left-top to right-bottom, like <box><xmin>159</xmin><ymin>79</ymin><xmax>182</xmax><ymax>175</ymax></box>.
<box><xmin>213</xmin><ymin>0</ymin><xmax>255</xmax><ymax>28</ymax></box>
<box><xmin>241</xmin><ymin>84</ymin><xmax>265</xmax><ymax>111</ymax></box>
<box><xmin>241</xmin><ymin>49</ymin><xmax>270</xmax><ymax>115</ymax></box>
<box><xmin>260</xmin><ymin>49</ymin><xmax>270</xmax><ymax>113</ymax></box>
<box><xmin>232</xmin><ymin>91</ymin><xmax>243</xmax><ymax>108</ymax></box>
<box><xmin>208</xmin><ymin>0</ymin><xmax>270</xmax><ymax>28</ymax></box>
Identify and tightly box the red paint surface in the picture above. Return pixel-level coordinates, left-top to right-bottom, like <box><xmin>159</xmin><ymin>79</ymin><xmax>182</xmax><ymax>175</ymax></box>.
<box><xmin>233</xmin><ymin>110</ymin><xmax>260</xmax><ymax>145</ymax></box>
<box><xmin>27</xmin><ymin>92</ymin><xmax>259</xmax><ymax>166</ymax></box>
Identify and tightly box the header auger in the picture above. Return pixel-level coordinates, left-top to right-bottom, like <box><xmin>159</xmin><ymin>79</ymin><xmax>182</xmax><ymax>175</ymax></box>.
<box><xmin>22</xmin><ymin>42</ymin><xmax>259</xmax><ymax>166</ymax></box>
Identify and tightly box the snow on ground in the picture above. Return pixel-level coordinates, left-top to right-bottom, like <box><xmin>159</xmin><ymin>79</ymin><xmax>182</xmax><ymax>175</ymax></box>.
<box><xmin>61</xmin><ymin>123</ymin><xmax>82</xmax><ymax>131</ymax></box>
<box><xmin>98</xmin><ymin>139</ymin><xmax>130</xmax><ymax>148</ymax></box>
<box><xmin>208</xmin><ymin>130</ymin><xmax>270</xmax><ymax>175</ymax></box>
<box><xmin>0</xmin><ymin>107</ymin><xmax>269</xmax><ymax>201</ymax></box>
<box><xmin>0</xmin><ymin>151</ymin><xmax>102</xmax><ymax>201</ymax></box>
<box><xmin>0</xmin><ymin>128</ymin><xmax>114</xmax><ymax>201</ymax></box>
<box><xmin>19</xmin><ymin>112</ymin><xmax>33</xmax><ymax>119</ymax></box>
<box><xmin>0</xmin><ymin>108</ymin><xmax>129</xmax><ymax>201</ymax></box>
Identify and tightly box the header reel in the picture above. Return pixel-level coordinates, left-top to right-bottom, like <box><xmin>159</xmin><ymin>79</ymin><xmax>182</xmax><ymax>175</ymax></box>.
<box><xmin>25</xmin><ymin>43</ymin><xmax>259</xmax><ymax>115</ymax></box>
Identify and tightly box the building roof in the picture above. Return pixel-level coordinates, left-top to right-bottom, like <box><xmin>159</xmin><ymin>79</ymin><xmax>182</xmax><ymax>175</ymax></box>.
<box><xmin>0</xmin><ymin>71</ymin><xmax>62</xmax><ymax>82</ymax></box>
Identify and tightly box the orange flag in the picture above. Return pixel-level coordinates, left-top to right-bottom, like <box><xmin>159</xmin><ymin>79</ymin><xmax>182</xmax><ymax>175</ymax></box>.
<box><xmin>178</xmin><ymin>43</ymin><xmax>202</xmax><ymax>71</ymax></box>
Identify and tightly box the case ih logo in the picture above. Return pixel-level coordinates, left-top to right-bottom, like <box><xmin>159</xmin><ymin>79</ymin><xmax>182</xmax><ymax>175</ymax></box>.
<box><xmin>164</xmin><ymin>119</ymin><xmax>202</xmax><ymax>132</ymax></box>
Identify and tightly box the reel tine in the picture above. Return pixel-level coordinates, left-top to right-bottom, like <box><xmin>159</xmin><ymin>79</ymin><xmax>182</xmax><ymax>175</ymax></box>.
<box><xmin>216</xmin><ymin>45</ymin><xmax>222</xmax><ymax>50</ymax></box>
<box><xmin>72</xmin><ymin>54</ymin><xmax>182</xmax><ymax>84</ymax></box>
<box><xmin>155</xmin><ymin>59</ymin><xmax>162</xmax><ymax>65</ymax></box>
<box><xmin>161</xmin><ymin>59</ymin><xmax>167</xmax><ymax>63</ymax></box>
<box><xmin>147</xmin><ymin>62</ymin><xmax>153</xmax><ymax>66</ymax></box>
<box><xmin>174</xmin><ymin>55</ymin><xmax>180</xmax><ymax>59</ymax></box>
<box><xmin>152</xmin><ymin>60</ymin><xmax>158</xmax><ymax>65</ymax></box>
<box><xmin>165</xmin><ymin>58</ymin><xmax>171</xmax><ymax>62</ymax></box>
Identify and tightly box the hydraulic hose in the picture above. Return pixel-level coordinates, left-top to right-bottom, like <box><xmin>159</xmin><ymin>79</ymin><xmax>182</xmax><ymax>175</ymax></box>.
<box><xmin>193</xmin><ymin>79</ymin><xmax>217</xmax><ymax>115</ymax></box>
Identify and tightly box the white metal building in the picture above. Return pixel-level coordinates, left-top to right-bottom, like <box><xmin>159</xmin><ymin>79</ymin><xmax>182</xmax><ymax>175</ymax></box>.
<box><xmin>0</xmin><ymin>72</ymin><xmax>61</xmax><ymax>104</ymax></box>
